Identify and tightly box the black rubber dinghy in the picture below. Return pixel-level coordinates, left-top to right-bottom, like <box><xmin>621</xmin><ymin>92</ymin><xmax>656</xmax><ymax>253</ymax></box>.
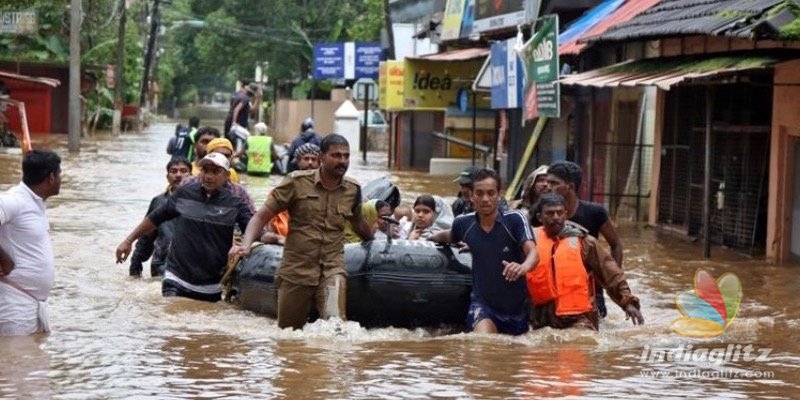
<box><xmin>229</xmin><ymin>239</ymin><xmax>473</xmax><ymax>328</ymax></box>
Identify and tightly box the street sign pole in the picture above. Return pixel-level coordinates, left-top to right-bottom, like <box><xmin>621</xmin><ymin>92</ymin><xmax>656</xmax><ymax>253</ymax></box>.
<box><xmin>362</xmin><ymin>84</ymin><xmax>368</xmax><ymax>162</ymax></box>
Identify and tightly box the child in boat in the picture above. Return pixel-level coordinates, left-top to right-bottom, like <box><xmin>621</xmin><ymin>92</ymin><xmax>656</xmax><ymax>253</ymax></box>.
<box><xmin>406</xmin><ymin>194</ymin><xmax>453</xmax><ymax>240</ymax></box>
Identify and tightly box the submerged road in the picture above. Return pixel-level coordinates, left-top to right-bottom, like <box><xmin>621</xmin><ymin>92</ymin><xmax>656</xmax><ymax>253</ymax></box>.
<box><xmin>0</xmin><ymin>122</ymin><xmax>798</xmax><ymax>398</ymax></box>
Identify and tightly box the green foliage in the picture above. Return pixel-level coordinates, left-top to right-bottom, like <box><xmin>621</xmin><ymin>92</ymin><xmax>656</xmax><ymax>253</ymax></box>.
<box><xmin>1</xmin><ymin>0</ymin><xmax>388</xmax><ymax>115</ymax></box>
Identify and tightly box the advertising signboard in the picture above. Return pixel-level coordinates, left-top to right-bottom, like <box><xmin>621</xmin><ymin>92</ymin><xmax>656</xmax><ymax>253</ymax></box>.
<box><xmin>473</xmin><ymin>0</ymin><xmax>538</xmax><ymax>34</ymax></box>
<box><xmin>441</xmin><ymin>0</ymin><xmax>467</xmax><ymax>41</ymax></box>
<box><xmin>378</xmin><ymin>61</ymin><xmax>405</xmax><ymax>111</ymax></box>
<box><xmin>314</xmin><ymin>42</ymin><xmax>384</xmax><ymax>80</ymax></box>
<box><xmin>519</xmin><ymin>14</ymin><xmax>560</xmax><ymax>118</ymax></box>
<box><xmin>403</xmin><ymin>59</ymin><xmax>486</xmax><ymax>110</ymax></box>
<box><xmin>313</xmin><ymin>43</ymin><xmax>345</xmax><ymax>80</ymax></box>
<box><xmin>490</xmin><ymin>38</ymin><xmax>524</xmax><ymax>109</ymax></box>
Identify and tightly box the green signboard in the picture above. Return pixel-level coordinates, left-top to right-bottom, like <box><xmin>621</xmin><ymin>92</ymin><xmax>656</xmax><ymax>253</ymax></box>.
<box><xmin>521</xmin><ymin>14</ymin><xmax>560</xmax><ymax>118</ymax></box>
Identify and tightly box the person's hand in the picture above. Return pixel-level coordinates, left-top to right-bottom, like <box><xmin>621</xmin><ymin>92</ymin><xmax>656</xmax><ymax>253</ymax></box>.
<box><xmin>455</xmin><ymin>241</ymin><xmax>470</xmax><ymax>253</ymax></box>
<box><xmin>116</xmin><ymin>240</ymin><xmax>132</xmax><ymax>264</ymax></box>
<box><xmin>229</xmin><ymin>244</ymin><xmax>250</xmax><ymax>258</ymax></box>
<box><xmin>624</xmin><ymin>304</ymin><xmax>645</xmax><ymax>326</ymax></box>
<box><xmin>501</xmin><ymin>260</ymin><xmax>528</xmax><ymax>282</ymax></box>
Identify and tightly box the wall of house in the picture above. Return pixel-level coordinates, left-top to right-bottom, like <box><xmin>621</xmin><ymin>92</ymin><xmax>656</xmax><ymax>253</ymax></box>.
<box><xmin>271</xmin><ymin>99</ymin><xmax>339</xmax><ymax>144</ymax></box>
<box><xmin>768</xmin><ymin>59</ymin><xmax>800</xmax><ymax>263</ymax></box>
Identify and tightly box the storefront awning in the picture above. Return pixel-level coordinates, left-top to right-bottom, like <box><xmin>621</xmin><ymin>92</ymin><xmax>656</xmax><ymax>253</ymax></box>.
<box><xmin>0</xmin><ymin>70</ymin><xmax>60</xmax><ymax>87</ymax></box>
<box><xmin>558</xmin><ymin>56</ymin><xmax>779</xmax><ymax>90</ymax></box>
<box><xmin>409</xmin><ymin>47</ymin><xmax>489</xmax><ymax>61</ymax></box>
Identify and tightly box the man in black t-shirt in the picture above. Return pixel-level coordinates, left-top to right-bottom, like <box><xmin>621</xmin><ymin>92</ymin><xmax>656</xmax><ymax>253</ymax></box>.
<box><xmin>224</xmin><ymin>82</ymin><xmax>258</xmax><ymax>138</ymax></box>
<box><xmin>543</xmin><ymin>161</ymin><xmax>624</xmax><ymax>318</ymax></box>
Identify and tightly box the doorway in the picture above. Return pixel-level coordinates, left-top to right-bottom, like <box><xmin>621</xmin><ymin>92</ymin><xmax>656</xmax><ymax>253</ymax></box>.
<box><xmin>791</xmin><ymin>138</ymin><xmax>800</xmax><ymax>261</ymax></box>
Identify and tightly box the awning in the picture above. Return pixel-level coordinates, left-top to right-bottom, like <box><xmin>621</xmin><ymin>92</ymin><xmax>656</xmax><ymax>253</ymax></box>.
<box><xmin>410</xmin><ymin>47</ymin><xmax>489</xmax><ymax>61</ymax></box>
<box><xmin>0</xmin><ymin>70</ymin><xmax>60</xmax><ymax>87</ymax></box>
<box><xmin>558</xmin><ymin>56</ymin><xmax>779</xmax><ymax>90</ymax></box>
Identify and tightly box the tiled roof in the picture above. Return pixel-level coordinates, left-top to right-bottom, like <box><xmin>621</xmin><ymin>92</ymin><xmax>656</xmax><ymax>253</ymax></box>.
<box><xmin>562</xmin><ymin>0</ymin><xmax>663</xmax><ymax>55</ymax></box>
<box><xmin>590</xmin><ymin>0</ymin><xmax>789</xmax><ymax>42</ymax></box>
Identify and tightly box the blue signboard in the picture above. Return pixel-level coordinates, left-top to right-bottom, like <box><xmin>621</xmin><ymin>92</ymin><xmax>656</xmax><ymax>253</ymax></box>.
<box><xmin>354</xmin><ymin>42</ymin><xmax>383</xmax><ymax>79</ymax></box>
<box><xmin>490</xmin><ymin>38</ymin><xmax>524</xmax><ymax>109</ymax></box>
<box><xmin>313</xmin><ymin>42</ymin><xmax>345</xmax><ymax>80</ymax></box>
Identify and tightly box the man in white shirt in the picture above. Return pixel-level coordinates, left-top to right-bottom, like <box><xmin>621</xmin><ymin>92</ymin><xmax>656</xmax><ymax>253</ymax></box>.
<box><xmin>0</xmin><ymin>149</ymin><xmax>62</xmax><ymax>335</ymax></box>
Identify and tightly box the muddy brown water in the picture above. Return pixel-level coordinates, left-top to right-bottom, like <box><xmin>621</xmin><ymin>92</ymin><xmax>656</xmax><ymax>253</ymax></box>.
<box><xmin>0</xmin><ymin>123</ymin><xmax>798</xmax><ymax>399</ymax></box>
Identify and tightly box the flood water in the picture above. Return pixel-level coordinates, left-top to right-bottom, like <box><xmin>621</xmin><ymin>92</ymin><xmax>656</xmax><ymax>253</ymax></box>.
<box><xmin>0</xmin><ymin>122</ymin><xmax>798</xmax><ymax>399</ymax></box>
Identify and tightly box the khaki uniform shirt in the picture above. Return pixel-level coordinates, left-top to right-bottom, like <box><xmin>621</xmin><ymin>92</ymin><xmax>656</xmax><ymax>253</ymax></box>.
<box><xmin>265</xmin><ymin>169</ymin><xmax>362</xmax><ymax>286</ymax></box>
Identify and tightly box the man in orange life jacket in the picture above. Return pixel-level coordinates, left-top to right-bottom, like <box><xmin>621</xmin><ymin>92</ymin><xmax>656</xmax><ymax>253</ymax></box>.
<box><xmin>527</xmin><ymin>192</ymin><xmax>644</xmax><ymax>330</ymax></box>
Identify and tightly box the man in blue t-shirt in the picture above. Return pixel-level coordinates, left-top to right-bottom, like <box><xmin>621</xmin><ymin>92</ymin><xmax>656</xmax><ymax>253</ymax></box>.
<box><xmin>430</xmin><ymin>168</ymin><xmax>538</xmax><ymax>335</ymax></box>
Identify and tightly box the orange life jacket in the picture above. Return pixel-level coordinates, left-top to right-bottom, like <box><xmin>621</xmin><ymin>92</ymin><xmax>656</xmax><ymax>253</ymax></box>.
<box><xmin>526</xmin><ymin>227</ymin><xmax>593</xmax><ymax>316</ymax></box>
<box><xmin>270</xmin><ymin>210</ymin><xmax>290</xmax><ymax>237</ymax></box>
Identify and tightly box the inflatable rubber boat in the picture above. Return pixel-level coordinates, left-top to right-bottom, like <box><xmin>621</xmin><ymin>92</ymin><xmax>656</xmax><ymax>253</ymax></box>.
<box><xmin>228</xmin><ymin>238</ymin><xmax>473</xmax><ymax>328</ymax></box>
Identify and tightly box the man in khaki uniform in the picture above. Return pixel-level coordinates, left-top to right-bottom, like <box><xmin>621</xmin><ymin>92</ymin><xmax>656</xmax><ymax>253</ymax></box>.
<box><xmin>232</xmin><ymin>133</ymin><xmax>374</xmax><ymax>329</ymax></box>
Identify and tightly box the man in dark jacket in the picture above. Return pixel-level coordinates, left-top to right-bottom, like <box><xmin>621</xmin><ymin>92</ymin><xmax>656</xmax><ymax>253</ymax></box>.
<box><xmin>116</xmin><ymin>153</ymin><xmax>255</xmax><ymax>301</ymax></box>
<box><xmin>128</xmin><ymin>157</ymin><xmax>191</xmax><ymax>277</ymax></box>
<box><xmin>286</xmin><ymin>118</ymin><xmax>321</xmax><ymax>173</ymax></box>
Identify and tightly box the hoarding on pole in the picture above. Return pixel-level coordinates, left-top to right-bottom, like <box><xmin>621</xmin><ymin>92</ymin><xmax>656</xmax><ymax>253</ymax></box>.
<box><xmin>519</xmin><ymin>14</ymin><xmax>560</xmax><ymax>118</ymax></box>
<box><xmin>490</xmin><ymin>38</ymin><xmax>524</xmax><ymax>109</ymax></box>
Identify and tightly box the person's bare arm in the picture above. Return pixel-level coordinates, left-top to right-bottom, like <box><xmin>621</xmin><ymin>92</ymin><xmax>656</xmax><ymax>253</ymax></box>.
<box><xmin>348</xmin><ymin>215</ymin><xmax>375</xmax><ymax>241</ymax></box>
<box><xmin>116</xmin><ymin>218</ymin><xmax>158</xmax><ymax>263</ymax></box>
<box><xmin>232</xmin><ymin>205</ymin><xmax>277</xmax><ymax>256</ymax></box>
<box><xmin>600</xmin><ymin>220</ymin><xmax>623</xmax><ymax>268</ymax></box>
<box><xmin>231</xmin><ymin>102</ymin><xmax>245</xmax><ymax>127</ymax></box>
<box><xmin>502</xmin><ymin>240</ymin><xmax>538</xmax><ymax>281</ymax></box>
<box><xmin>427</xmin><ymin>229</ymin><xmax>451</xmax><ymax>244</ymax></box>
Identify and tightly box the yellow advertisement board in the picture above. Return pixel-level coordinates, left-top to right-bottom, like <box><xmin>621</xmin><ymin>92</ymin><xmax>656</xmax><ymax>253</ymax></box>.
<box><xmin>403</xmin><ymin>59</ymin><xmax>485</xmax><ymax>110</ymax></box>
<box><xmin>441</xmin><ymin>0</ymin><xmax>466</xmax><ymax>41</ymax></box>
<box><xmin>379</xmin><ymin>61</ymin><xmax>404</xmax><ymax>111</ymax></box>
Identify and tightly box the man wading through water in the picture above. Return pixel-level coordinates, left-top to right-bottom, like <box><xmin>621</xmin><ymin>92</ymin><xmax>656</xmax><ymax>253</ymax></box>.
<box><xmin>231</xmin><ymin>134</ymin><xmax>373</xmax><ymax>329</ymax></box>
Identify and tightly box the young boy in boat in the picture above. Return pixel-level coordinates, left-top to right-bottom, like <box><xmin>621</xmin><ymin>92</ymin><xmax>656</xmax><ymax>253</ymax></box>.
<box><xmin>429</xmin><ymin>168</ymin><xmax>538</xmax><ymax>336</ymax></box>
<box><xmin>528</xmin><ymin>192</ymin><xmax>644</xmax><ymax>330</ymax></box>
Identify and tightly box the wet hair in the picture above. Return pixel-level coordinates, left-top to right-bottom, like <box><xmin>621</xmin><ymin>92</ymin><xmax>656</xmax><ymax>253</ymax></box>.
<box><xmin>194</xmin><ymin>126</ymin><xmax>221</xmax><ymax>142</ymax></box>
<box><xmin>413</xmin><ymin>194</ymin><xmax>437</xmax><ymax>211</ymax></box>
<box><xmin>320</xmin><ymin>133</ymin><xmax>349</xmax><ymax>153</ymax></box>
<box><xmin>166</xmin><ymin>156</ymin><xmax>191</xmax><ymax>171</ymax></box>
<box><xmin>22</xmin><ymin>149</ymin><xmax>61</xmax><ymax>186</ymax></box>
<box><xmin>538</xmin><ymin>192</ymin><xmax>566</xmax><ymax>210</ymax></box>
<box><xmin>548</xmin><ymin>161</ymin><xmax>582</xmax><ymax>191</ymax></box>
<box><xmin>471</xmin><ymin>168</ymin><xmax>502</xmax><ymax>191</ymax></box>
<box><xmin>188</xmin><ymin>116</ymin><xmax>200</xmax><ymax>128</ymax></box>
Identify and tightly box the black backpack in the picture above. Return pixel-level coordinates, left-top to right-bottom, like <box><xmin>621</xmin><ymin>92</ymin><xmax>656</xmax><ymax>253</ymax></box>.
<box><xmin>171</xmin><ymin>125</ymin><xmax>193</xmax><ymax>158</ymax></box>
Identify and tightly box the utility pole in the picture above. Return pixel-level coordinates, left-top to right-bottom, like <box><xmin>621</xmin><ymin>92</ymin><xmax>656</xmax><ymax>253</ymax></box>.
<box><xmin>383</xmin><ymin>0</ymin><xmax>395</xmax><ymax>60</ymax></box>
<box><xmin>68</xmin><ymin>0</ymin><xmax>82</xmax><ymax>153</ymax></box>
<box><xmin>139</xmin><ymin>0</ymin><xmax>160</xmax><ymax>120</ymax></box>
<box><xmin>112</xmin><ymin>0</ymin><xmax>127</xmax><ymax>136</ymax></box>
